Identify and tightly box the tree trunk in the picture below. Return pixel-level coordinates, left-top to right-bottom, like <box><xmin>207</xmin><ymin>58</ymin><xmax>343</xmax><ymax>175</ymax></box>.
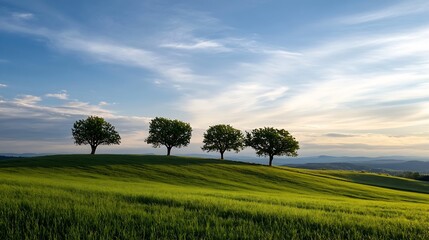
<box><xmin>269</xmin><ymin>155</ymin><xmax>274</xmax><ymax>166</ymax></box>
<box><xmin>90</xmin><ymin>145</ymin><xmax>97</xmax><ymax>155</ymax></box>
<box><xmin>220</xmin><ymin>151</ymin><xmax>224</xmax><ymax>160</ymax></box>
<box><xmin>167</xmin><ymin>147</ymin><xmax>172</xmax><ymax>156</ymax></box>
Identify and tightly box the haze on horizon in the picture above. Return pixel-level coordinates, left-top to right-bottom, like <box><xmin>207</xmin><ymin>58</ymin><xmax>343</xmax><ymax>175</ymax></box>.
<box><xmin>1</xmin><ymin>0</ymin><xmax>429</xmax><ymax>157</ymax></box>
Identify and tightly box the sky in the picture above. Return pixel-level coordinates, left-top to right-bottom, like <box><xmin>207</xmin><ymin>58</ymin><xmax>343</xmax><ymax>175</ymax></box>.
<box><xmin>1</xmin><ymin>0</ymin><xmax>429</xmax><ymax>157</ymax></box>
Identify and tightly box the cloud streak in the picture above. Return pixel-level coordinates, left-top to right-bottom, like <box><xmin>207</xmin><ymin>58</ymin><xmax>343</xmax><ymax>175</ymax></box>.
<box><xmin>337</xmin><ymin>0</ymin><xmax>429</xmax><ymax>25</ymax></box>
<box><xmin>12</xmin><ymin>12</ymin><xmax>34</xmax><ymax>21</ymax></box>
<box><xmin>45</xmin><ymin>90</ymin><xmax>69</xmax><ymax>100</ymax></box>
<box><xmin>14</xmin><ymin>95</ymin><xmax>42</xmax><ymax>105</ymax></box>
<box><xmin>161</xmin><ymin>40</ymin><xmax>229</xmax><ymax>52</ymax></box>
<box><xmin>0</xmin><ymin>17</ymin><xmax>211</xmax><ymax>86</ymax></box>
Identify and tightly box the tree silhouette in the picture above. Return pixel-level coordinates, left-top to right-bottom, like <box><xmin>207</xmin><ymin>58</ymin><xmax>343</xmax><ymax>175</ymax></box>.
<box><xmin>245</xmin><ymin>127</ymin><xmax>299</xmax><ymax>166</ymax></box>
<box><xmin>202</xmin><ymin>124</ymin><xmax>244</xmax><ymax>159</ymax></box>
<box><xmin>145</xmin><ymin>117</ymin><xmax>192</xmax><ymax>156</ymax></box>
<box><xmin>72</xmin><ymin>116</ymin><xmax>121</xmax><ymax>154</ymax></box>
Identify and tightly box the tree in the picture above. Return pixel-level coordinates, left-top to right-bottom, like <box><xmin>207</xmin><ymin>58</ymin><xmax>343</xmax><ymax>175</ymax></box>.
<box><xmin>72</xmin><ymin>116</ymin><xmax>121</xmax><ymax>154</ymax></box>
<box><xmin>202</xmin><ymin>124</ymin><xmax>245</xmax><ymax>160</ymax></box>
<box><xmin>245</xmin><ymin>127</ymin><xmax>299</xmax><ymax>166</ymax></box>
<box><xmin>145</xmin><ymin>117</ymin><xmax>192</xmax><ymax>156</ymax></box>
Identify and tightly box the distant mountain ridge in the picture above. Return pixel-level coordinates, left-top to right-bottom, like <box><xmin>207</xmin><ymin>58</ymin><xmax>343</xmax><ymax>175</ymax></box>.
<box><xmin>285</xmin><ymin>160</ymin><xmax>429</xmax><ymax>174</ymax></box>
<box><xmin>0</xmin><ymin>155</ymin><xmax>16</xmax><ymax>160</ymax></box>
<box><xmin>224</xmin><ymin>155</ymin><xmax>429</xmax><ymax>166</ymax></box>
<box><xmin>292</xmin><ymin>155</ymin><xmax>429</xmax><ymax>164</ymax></box>
<box><xmin>0</xmin><ymin>153</ymin><xmax>48</xmax><ymax>157</ymax></box>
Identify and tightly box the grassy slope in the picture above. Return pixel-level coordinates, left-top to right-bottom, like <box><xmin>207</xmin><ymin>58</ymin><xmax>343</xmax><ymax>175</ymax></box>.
<box><xmin>284</xmin><ymin>168</ymin><xmax>429</xmax><ymax>194</ymax></box>
<box><xmin>317</xmin><ymin>170</ymin><xmax>429</xmax><ymax>194</ymax></box>
<box><xmin>0</xmin><ymin>155</ymin><xmax>428</xmax><ymax>239</ymax></box>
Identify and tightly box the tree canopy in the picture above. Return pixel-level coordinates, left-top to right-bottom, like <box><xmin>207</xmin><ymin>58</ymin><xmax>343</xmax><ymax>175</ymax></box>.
<box><xmin>72</xmin><ymin>116</ymin><xmax>121</xmax><ymax>154</ymax></box>
<box><xmin>245</xmin><ymin>127</ymin><xmax>299</xmax><ymax>166</ymax></box>
<box><xmin>202</xmin><ymin>124</ymin><xmax>245</xmax><ymax>159</ymax></box>
<box><xmin>145</xmin><ymin>117</ymin><xmax>192</xmax><ymax>156</ymax></box>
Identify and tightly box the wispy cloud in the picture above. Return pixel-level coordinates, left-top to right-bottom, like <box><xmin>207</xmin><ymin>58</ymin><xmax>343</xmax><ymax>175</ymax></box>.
<box><xmin>55</xmin><ymin>33</ymin><xmax>211</xmax><ymax>84</ymax></box>
<box><xmin>45</xmin><ymin>90</ymin><xmax>68</xmax><ymax>100</ymax></box>
<box><xmin>0</xmin><ymin>17</ymin><xmax>210</xmax><ymax>85</ymax></box>
<box><xmin>14</xmin><ymin>95</ymin><xmax>42</xmax><ymax>105</ymax></box>
<box><xmin>161</xmin><ymin>40</ymin><xmax>229</xmax><ymax>52</ymax></box>
<box><xmin>157</xmin><ymin>9</ymin><xmax>254</xmax><ymax>54</ymax></box>
<box><xmin>183</xmin><ymin>82</ymin><xmax>290</xmax><ymax>128</ymax></box>
<box><xmin>324</xmin><ymin>133</ymin><xmax>357</xmax><ymax>138</ymax></box>
<box><xmin>12</xmin><ymin>12</ymin><xmax>34</xmax><ymax>21</ymax></box>
<box><xmin>0</xmin><ymin>84</ymin><xmax>7</xmax><ymax>88</ymax></box>
<box><xmin>338</xmin><ymin>1</ymin><xmax>429</xmax><ymax>25</ymax></box>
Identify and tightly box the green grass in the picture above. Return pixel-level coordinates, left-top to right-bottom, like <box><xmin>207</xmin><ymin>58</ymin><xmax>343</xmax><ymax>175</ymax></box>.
<box><xmin>0</xmin><ymin>155</ymin><xmax>428</xmax><ymax>239</ymax></box>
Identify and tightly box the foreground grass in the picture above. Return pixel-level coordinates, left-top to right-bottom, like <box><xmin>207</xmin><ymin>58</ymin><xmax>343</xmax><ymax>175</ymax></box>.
<box><xmin>0</xmin><ymin>155</ymin><xmax>428</xmax><ymax>239</ymax></box>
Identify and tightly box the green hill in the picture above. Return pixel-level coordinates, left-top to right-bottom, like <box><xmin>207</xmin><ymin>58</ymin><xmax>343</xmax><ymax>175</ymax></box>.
<box><xmin>0</xmin><ymin>155</ymin><xmax>428</xmax><ymax>239</ymax></box>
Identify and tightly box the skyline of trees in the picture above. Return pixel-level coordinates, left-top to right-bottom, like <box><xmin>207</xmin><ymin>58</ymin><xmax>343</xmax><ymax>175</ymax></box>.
<box><xmin>72</xmin><ymin>115</ymin><xmax>299</xmax><ymax>165</ymax></box>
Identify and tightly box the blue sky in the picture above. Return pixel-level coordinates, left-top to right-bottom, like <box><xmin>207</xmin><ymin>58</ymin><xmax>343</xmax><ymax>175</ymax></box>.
<box><xmin>1</xmin><ymin>0</ymin><xmax>429</xmax><ymax>157</ymax></box>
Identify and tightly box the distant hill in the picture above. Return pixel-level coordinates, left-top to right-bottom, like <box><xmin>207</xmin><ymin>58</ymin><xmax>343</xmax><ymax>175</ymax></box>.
<box><xmin>0</xmin><ymin>155</ymin><xmax>16</xmax><ymax>160</ymax></box>
<box><xmin>0</xmin><ymin>153</ymin><xmax>48</xmax><ymax>157</ymax></box>
<box><xmin>285</xmin><ymin>160</ymin><xmax>429</xmax><ymax>173</ymax></box>
<box><xmin>286</xmin><ymin>162</ymin><xmax>379</xmax><ymax>171</ymax></box>
<box><xmin>288</xmin><ymin>155</ymin><xmax>429</xmax><ymax>164</ymax></box>
<box><xmin>360</xmin><ymin>160</ymin><xmax>429</xmax><ymax>172</ymax></box>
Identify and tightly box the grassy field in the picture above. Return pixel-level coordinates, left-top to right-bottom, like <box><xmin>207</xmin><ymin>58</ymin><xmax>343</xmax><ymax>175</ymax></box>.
<box><xmin>0</xmin><ymin>155</ymin><xmax>428</xmax><ymax>239</ymax></box>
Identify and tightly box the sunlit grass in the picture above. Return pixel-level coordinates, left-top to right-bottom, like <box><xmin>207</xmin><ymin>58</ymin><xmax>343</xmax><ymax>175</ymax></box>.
<box><xmin>0</xmin><ymin>155</ymin><xmax>428</xmax><ymax>239</ymax></box>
